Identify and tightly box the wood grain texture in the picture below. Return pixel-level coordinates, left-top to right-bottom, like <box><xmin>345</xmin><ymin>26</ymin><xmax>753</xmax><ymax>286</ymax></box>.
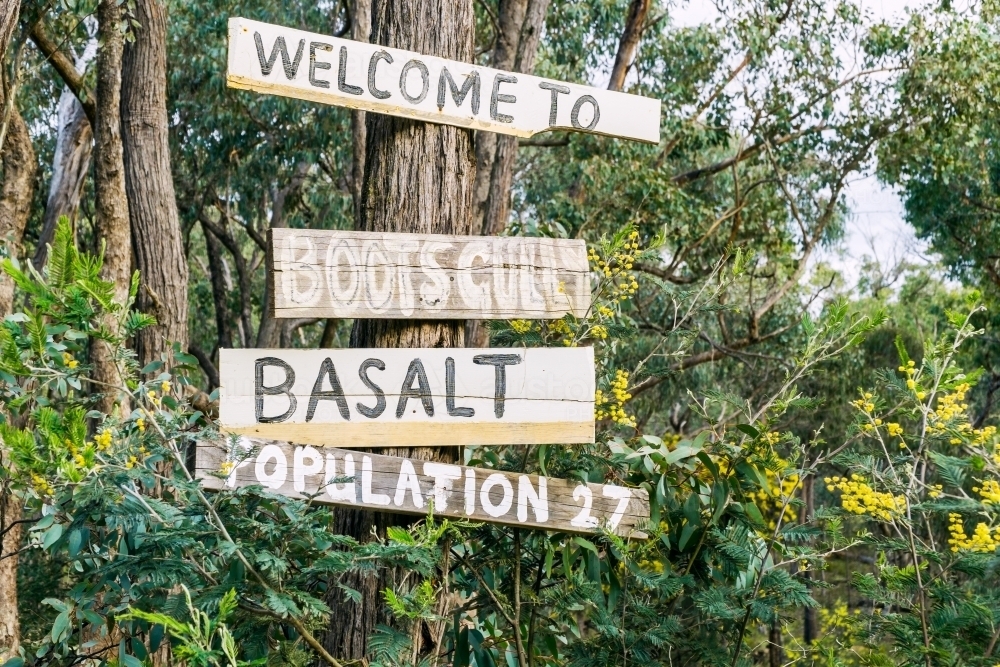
<box><xmin>121</xmin><ymin>0</ymin><xmax>189</xmax><ymax>365</ymax></box>
<box><xmin>227</xmin><ymin>17</ymin><xmax>660</xmax><ymax>144</ymax></box>
<box><xmin>269</xmin><ymin>228</ymin><xmax>591</xmax><ymax>319</ymax></box>
<box><xmin>219</xmin><ymin>347</ymin><xmax>595</xmax><ymax>446</ymax></box>
<box><xmin>196</xmin><ymin>438</ymin><xmax>649</xmax><ymax>538</ymax></box>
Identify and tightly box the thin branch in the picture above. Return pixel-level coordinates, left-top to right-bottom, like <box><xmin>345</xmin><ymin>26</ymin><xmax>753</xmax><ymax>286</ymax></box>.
<box><xmin>29</xmin><ymin>20</ymin><xmax>96</xmax><ymax>126</ymax></box>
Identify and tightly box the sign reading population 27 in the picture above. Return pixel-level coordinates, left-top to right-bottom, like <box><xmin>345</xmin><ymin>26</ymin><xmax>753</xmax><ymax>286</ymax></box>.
<box><xmin>227</xmin><ymin>17</ymin><xmax>661</xmax><ymax>143</ymax></box>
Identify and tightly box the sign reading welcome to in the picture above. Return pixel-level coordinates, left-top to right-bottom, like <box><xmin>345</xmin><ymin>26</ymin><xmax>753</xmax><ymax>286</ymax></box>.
<box><xmin>196</xmin><ymin>438</ymin><xmax>649</xmax><ymax>537</ymax></box>
<box><xmin>219</xmin><ymin>347</ymin><xmax>594</xmax><ymax>447</ymax></box>
<box><xmin>268</xmin><ymin>229</ymin><xmax>591</xmax><ymax>320</ymax></box>
<box><xmin>228</xmin><ymin>17</ymin><xmax>660</xmax><ymax>143</ymax></box>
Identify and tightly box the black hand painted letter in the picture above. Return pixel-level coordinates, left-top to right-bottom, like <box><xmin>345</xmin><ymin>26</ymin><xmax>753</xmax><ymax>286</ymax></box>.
<box><xmin>396</xmin><ymin>358</ymin><xmax>434</xmax><ymax>418</ymax></box>
<box><xmin>473</xmin><ymin>354</ymin><xmax>522</xmax><ymax>418</ymax></box>
<box><xmin>309</xmin><ymin>42</ymin><xmax>333</xmax><ymax>88</ymax></box>
<box><xmin>254</xmin><ymin>33</ymin><xmax>305</xmax><ymax>79</ymax></box>
<box><xmin>438</xmin><ymin>68</ymin><xmax>480</xmax><ymax>114</ymax></box>
<box><xmin>338</xmin><ymin>46</ymin><xmax>363</xmax><ymax>95</ymax></box>
<box><xmin>357</xmin><ymin>358</ymin><xmax>387</xmax><ymax>419</ymax></box>
<box><xmin>539</xmin><ymin>81</ymin><xmax>570</xmax><ymax>126</ymax></box>
<box><xmin>368</xmin><ymin>50</ymin><xmax>393</xmax><ymax>99</ymax></box>
<box><xmin>446</xmin><ymin>357</ymin><xmax>475</xmax><ymax>417</ymax></box>
<box><xmin>571</xmin><ymin>95</ymin><xmax>600</xmax><ymax>131</ymax></box>
<box><xmin>306</xmin><ymin>357</ymin><xmax>350</xmax><ymax>422</ymax></box>
<box><xmin>255</xmin><ymin>357</ymin><xmax>297</xmax><ymax>423</ymax></box>
<box><xmin>490</xmin><ymin>74</ymin><xmax>517</xmax><ymax>123</ymax></box>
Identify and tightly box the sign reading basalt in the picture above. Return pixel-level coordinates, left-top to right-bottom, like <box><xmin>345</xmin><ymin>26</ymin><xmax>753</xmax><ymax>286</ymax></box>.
<box><xmin>228</xmin><ymin>17</ymin><xmax>660</xmax><ymax>144</ymax></box>
<box><xmin>196</xmin><ymin>438</ymin><xmax>649</xmax><ymax>537</ymax></box>
<box><xmin>268</xmin><ymin>229</ymin><xmax>591</xmax><ymax>320</ymax></box>
<box><xmin>219</xmin><ymin>347</ymin><xmax>595</xmax><ymax>447</ymax></box>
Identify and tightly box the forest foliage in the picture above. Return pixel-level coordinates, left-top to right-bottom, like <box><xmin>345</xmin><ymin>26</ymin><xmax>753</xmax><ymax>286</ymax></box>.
<box><xmin>4</xmin><ymin>0</ymin><xmax>1000</xmax><ymax>666</ymax></box>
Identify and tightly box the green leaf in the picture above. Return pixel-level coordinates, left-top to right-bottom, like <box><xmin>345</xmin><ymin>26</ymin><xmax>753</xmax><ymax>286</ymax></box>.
<box><xmin>736</xmin><ymin>424</ymin><xmax>759</xmax><ymax>438</ymax></box>
<box><xmin>42</xmin><ymin>523</ymin><xmax>64</xmax><ymax>549</ymax></box>
<box><xmin>52</xmin><ymin>610</ymin><xmax>71</xmax><ymax>642</ymax></box>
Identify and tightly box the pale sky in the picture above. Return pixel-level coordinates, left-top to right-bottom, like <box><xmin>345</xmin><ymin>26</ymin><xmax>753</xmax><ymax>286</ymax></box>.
<box><xmin>670</xmin><ymin>0</ymin><xmax>938</xmax><ymax>293</ymax></box>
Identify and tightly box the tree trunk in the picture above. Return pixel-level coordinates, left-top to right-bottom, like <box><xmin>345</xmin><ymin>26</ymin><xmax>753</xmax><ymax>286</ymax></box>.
<box><xmin>350</xmin><ymin>0</ymin><xmax>372</xmax><ymax>224</ymax></box>
<box><xmin>33</xmin><ymin>93</ymin><xmax>92</xmax><ymax>268</ymax></box>
<box><xmin>0</xmin><ymin>0</ymin><xmax>37</xmax><ymax>316</ymax></box>
<box><xmin>33</xmin><ymin>29</ymin><xmax>98</xmax><ymax>269</ymax></box>
<box><xmin>322</xmin><ymin>0</ymin><xmax>476</xmax><ymax>661</ymax></box>
<box><xmin>607</xmin><ymin>0</ymin><xmax>651</xmax><ymax>92</ymax></box>
<box><xmin>468</xmin><ymin>0</ymin><xmax>550</xmax><ymax>346</ymax></box>
<box><xmin>91</xmin><ymin>0</ymin><xmax>131</xmax><ymax>415</ymax></box>
<box><xmin>0</xmin><ymin>5</ymin><xmax>30</xmax><ymax>658</ymax></box>
<box><xmin>121</xmin><ymin>0</ymin><xmax>188</xmax><ymax>367</ymax></box>
<box><xmin>768</xmin><ymin>620</ymin><xmax>783</xmax><ymax>667</ymax></box>
<box><xmin>802</xmin><ymin>474</ymin><xmax>817</xmax><ymax>644</ymax></box>
<box><xmin>0</xmin><ymin>480</ymin><xmax>21</xmax><ymax>662</ymax></box>
<box><xmin>201</xmin><ymin>221</ymin><xmax>233</xmax><ymax>355</ymax></box>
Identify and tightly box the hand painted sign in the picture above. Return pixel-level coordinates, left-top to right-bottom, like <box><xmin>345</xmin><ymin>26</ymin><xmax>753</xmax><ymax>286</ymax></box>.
<box><xmin>219</xmin><ymin>347</ymin><xmax>594</xmax><ymax>447</ymax></box>
<box><xmin>196</xmin><ymin>438</ymin><xmax>649</xmax><ymax>537</ymax></box>
<box><xmin>228</xmin><ymin>17</ymin><xmax>660</xmax><ymax>144</ymax></box>
<box><xmin>268</xmin><ymin>229</ymin><xmax>591</xmax><ymax>320</ymax></box>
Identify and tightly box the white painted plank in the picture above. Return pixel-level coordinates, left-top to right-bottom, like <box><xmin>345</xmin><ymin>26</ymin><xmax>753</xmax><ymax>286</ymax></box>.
<box><xmin>228</xmin><ymin>17</ymin><xmax>660</xmax><ymax>144</ymax></box>
<box><xmin>196</xmin><ymin>438</ymin><xmax>648</xmax><ymax>538</ymax></box>
<box><xmin>219</xmin><ymin>347</ymin><xmax>595</xmax><ymax>447</ymax></box>
<box><xmin>269</xmin><ymin>229</ymin><xmax>591</xmax><ymax>319</ymax></box>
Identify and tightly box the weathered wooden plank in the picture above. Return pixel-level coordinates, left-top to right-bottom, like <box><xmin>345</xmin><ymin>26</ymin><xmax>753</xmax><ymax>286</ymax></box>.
<box><xmin>195</xmin><ymin>437</ymin><xmax>649</xmax><ymax>538</ymax></box>
<box><xmin>228</xmin><ymin>17</ymin><xmax>660</xmax><ymax>144</ymax></box>
<box><xmin>269</xmin><ymin>229</ymin><xmax>591</xmax><ymax>320</ymax></box>
<box><xmin>219</xmin><ymin>347</ymin><xmax>595</xmax><ymax>447</ymax></box>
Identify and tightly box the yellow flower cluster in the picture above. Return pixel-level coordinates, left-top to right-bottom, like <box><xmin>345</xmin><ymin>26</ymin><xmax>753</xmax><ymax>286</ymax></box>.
<box><xmin>594</xmin><ymin>369</ymin><xmax>636</xmax><ymax>427</ymax></box>
<box><xmin>546</xmin><ymin>318</ymin><xmax>577</xmax><ymax>346</ymax></box>
<box><xmin>928</xmin><ymin>484</ymin><xmax>943</xmax><ymax>499</ymax></box>
<box><xmin>136</xmin><ymin>417</ymin><xmax>146</xmax><ymax>433</ymax></box>
<box><xmin>850</xmin><ymin>392</ymin><xmax>877</xmax><ymax>413</ymax></box>
<box><xmin>94</xmin><ymin>429</ymin><xmax>113</xmax><ymax>451</ymax></box>
<box><xmin>887</xmin><ymin>423</ymin><xmax>903</xmax><ymax>437</ymax></box>
<box><xmin>62</xmin><ymin>351</ymin><xmax>78</xmax><ymax>370</ymax></box>
<box><xmin>30</xmin><ymin>473</ymin><xmax>54</xmax><ymax>496</ymax></box>
<box><xmin>974</xmin><ymin>480</ymin><xmax>1000</xmax><ymax>504</ymax></box>
<box><xmin>125</xmin><ymin>445</ymin><xmax>151</xmax><ymax>470</ymax></box>
<box><xmin>588</xmin><ymin>230</ymin><xmax>641</xmax><ymax>302</ymax></box>
<box><xmin>825</xmin><ymin>475</ymin><xmax>905</xmax><ymax>521</ymax></box>
<box><xmin>899</xmin><ymin>360</ymin><xmax>927</xmax><ymax>399</ymax></box>
<box><xmin>510</xmin><ymin>320</ymin><xmax>533</xmax><ymax>334</ymax></box>
<box><xmin>948</xmin><ymin>513</ymin><xmax>1000</xmax><ymax>553</ymax></box>
<box><xmin>751</xmin><ymin>462</ymin><xmax>799</xmax><ymax>530</ymax></box>
<box><xmin>928</xmin><ymin>383</ymin><xmax>970</xmax><ymax>431</ymax></box>
<box><xmin>590</xmin><ymin>325</ymin><xmax>608</xmax><ymax>340</ymax></box>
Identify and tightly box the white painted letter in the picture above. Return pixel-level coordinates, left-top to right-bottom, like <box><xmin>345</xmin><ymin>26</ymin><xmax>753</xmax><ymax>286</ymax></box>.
<box><xmin>393</xmin><ymin>459</ymin><xmax>424</xmax><ymax>508</ymax></box>
<box><xmin>419</xmin><ymin>241</ymin><xmax>452</xmax><ymax>310</ymax></box>
<box><xmin>480</xmin><ymin>473</ymin><xmax>514</xmax><ymax>517</ymax></box>
<box><xmin>517</xmin><ymin>475</ymin><xmax>548</xmax><ymax>523</ymax></box>
<box><xmin>423</xmin><ymin>462</ymin><xmax>462</xmax><ymax>512</ymax></box>
<box><xmin>363</xmin><ymin>240</ymin><xmax>394</xmax><ymax>311</ymax></box>
<box><xmin>325</xmin><ymin>452</ymin><xmax>356</xmax><ymax>503</ymax></box>
<box><xmin>283</xmin><ymin>235</ymin><xmax>321</xmax><ymax>306</ymax></box>
<box><xmin>326</xmin><ymin>239</ymin><xmax>360</xmax><ymax>309</ymax></box>
<box><xmin>255</xmin><ymin>444</ymin><xmax>288</xmax><ymax>490</ymax></box>
<box><xmin>293</xmin><ymin>445</ymin><xmax>324</xmax><ymax>492</ymax></box>
<box><xmin>465</xmin><ymin>468</ymin><xmax>476</xmax><ymax>515</ymax></box>
<box><xmin>602</xmin><ymin>486</ymin><xmax>632</xmax><ymax>530</ymax></box>
<box><xmin>458</xmin><ymin>241</ymin><xmax>492</xmax><ymax>311</ymax></box>
<box><xmin>361</xmin><ymin>455</ymin><xmax>391</xmax><ymax>505</ymax></box>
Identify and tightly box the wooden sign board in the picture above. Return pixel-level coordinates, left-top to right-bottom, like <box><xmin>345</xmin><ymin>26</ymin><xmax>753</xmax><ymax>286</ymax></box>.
<box><xmin>228</xmin><ymin>17</ymin><xmax>660</xmax><ymax>144</ymax></box>
<box><xmin>268</xmin><ymin>229</ymin><xmax>591</xmax><ymax>320</ymax></box>
<box><xmin>196</xmin><ymin>438</ymin><xmax>649</xmax><ymax>538</ymax></box>
<box><xmin>219</xmin><ymin>347</ymin><xmax>594</xmax><ymax>447</ymax></box>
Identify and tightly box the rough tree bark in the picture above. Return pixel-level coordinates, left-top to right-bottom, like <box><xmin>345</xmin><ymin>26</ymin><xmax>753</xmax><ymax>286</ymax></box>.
<box><xmin>607</xmin><ymin>0</ymin><xmax>651</xmax><ymax>92</ymax></box>
<box><xmin>121</xmin><ymin>0</ymin><xmax>189</xmax><ymax>367</ymax></box>
<box><xmin>350</xmin><ymin>0</ymin><xmax>372</xmax><ymax>224</ymax></box>
<box><xmin>322</xmin><ymin>0</ymin><xmax>476</xmax><ymax>660</ymax></box>
<box><xmin>91</xmin><ymin>0</ymin><xmax>133</xmax><ymax>415</ymax></box>
<box><xmin>33</xmin><ymin>27</ymin><xmax>97</xmax><ymax>268</ymax></box>
<box><xmin>0</xmin><ymin>2</ymin><xmax>30</xmax><ymax>655</ymax></box>
<box><xmin>468</xmin><ymin>0</ymin><xmax>550</xmax><ymax>346</ymax></box>
<box><xmin>472</xmin><ymin>0</ymin><xmax>549</xmax><ymax>238</ymax></box>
